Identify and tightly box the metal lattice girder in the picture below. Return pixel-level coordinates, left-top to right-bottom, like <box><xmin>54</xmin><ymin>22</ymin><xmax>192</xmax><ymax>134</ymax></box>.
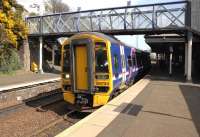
<box><xmin>26</xmin><ymin>1</ymin><xmax>189</xmax><ymax>35</ymax></box>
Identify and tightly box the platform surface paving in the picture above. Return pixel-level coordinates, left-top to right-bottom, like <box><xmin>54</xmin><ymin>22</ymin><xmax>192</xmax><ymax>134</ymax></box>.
<box><xmin>0</xmin><ymin>72</ymin><xmax>60</xmax><ymax>91</ymax></box>
<box><xmin>57</xmin><ymin>78</ymin><xmax>200</xmax><ymax>137</ymax></box>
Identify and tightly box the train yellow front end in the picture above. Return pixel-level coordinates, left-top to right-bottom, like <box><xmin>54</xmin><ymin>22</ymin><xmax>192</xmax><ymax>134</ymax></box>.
<box><xmin>61</xmin><ymin>33</ymin><xmax>113</xmax><ymax>109</ymax></box>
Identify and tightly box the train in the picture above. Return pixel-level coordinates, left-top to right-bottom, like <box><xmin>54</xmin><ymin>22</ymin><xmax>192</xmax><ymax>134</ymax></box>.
<box><xmin>61</xmin><ymin>32</ymin><xmax>151</xmax><ymax>110</ymax></box>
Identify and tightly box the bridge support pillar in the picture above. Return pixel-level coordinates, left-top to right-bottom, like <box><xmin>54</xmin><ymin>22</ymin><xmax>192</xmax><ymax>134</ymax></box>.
<box><xmin>187</xmin><ymin>32</ymin><xmax>193</xmax><ymax>81</ymax></box>
<box><xmin>39</xmin><ymin>36</ymin><xmax>43</xmax><ymax>74</ymax></box>
<box><xmin>184</xmin><ymin>43</ymin><xmax>188</xmax><ymax>76</ymax></box>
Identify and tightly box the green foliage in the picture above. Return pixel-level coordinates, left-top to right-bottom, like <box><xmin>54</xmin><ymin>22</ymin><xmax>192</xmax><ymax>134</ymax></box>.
<box><xmin>29</xmin><ymin>12</ymin><xmax>39</xmax><ymax>16</ymax></box>
<box><xmin>0</xmin><ymin>0</ymin><xmax>27</xmax><ymax>74</ymax></box>
<box><xmin>0</xmin><ymin>0</ymin><xmax>28</xmax><ymax>48</ymax></box>
<box><xmin>0</xmin><ymin>45</ymin><xmax>21</xmax><ymax>73</ymax></box>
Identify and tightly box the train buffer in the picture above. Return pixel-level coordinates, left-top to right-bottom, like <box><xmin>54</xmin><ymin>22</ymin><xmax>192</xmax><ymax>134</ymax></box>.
<box><xmin>56</xmin><ymin>77</ymin><xmax>200</xmax><ymax>137</ymax></box>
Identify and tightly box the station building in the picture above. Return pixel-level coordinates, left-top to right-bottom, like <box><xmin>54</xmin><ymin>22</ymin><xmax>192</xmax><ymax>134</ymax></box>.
<box><xmin>145</xmin><ymin>0</ymin><xmax>200</xmax><ymax>81</ymax></box>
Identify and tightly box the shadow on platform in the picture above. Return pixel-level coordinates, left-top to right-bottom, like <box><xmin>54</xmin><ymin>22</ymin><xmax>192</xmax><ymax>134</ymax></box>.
<box><xmin>96</xmin><ymin>77</ymin><xmax>200</xmax><ymax>137</ymax></box>
<box><xmin>179</xmin><ymin>84</ymin><xmax>200</xmax><ymax>136</ymax></box>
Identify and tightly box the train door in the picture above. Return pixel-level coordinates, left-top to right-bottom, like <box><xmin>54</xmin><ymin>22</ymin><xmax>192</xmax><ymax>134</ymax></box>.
<box><xmin>75</xmin><ymin>46</ymin><xmax>88</xmax><ymax>90</ymax></box>
<box><xmin>120</xmin><ymin>45</ymin><xmax>126</xmax><ymax>83</ymax></box>
<box><xmin>71</xmin><ymin>39</ymin><xmax>94</xmax><ymax>93</ymax></box>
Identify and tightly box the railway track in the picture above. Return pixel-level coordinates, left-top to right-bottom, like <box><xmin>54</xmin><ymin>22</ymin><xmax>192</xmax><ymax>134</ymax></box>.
<box><xmin>31</xmin><ymin>79</ymin><xmax>142</xmax><ymax>137</ymax></box>
<box><xmin>30</xmin><ymin>110</ymin><xmax>89</xmax><ymax>137</ymax></box>
<box><xmin>0</xmin><ymin>76</ymin><xmax>144</xmax><ymax>137</ymax></box>
<box><xmin>0</xmin><ymin>90</ymin><xmax>62</xmax><ymax>118</ymax></box>
<box><xmin>0</xmin><ymin>89</ymin><xmax>90</xmax><ymax>137</ymax></box>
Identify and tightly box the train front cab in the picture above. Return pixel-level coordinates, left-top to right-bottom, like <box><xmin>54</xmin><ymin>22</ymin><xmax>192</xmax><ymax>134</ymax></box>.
<box><xmin>62</xmin><ymin>34</ymin><xmax>114</xmax><ymax>109</ymax></box>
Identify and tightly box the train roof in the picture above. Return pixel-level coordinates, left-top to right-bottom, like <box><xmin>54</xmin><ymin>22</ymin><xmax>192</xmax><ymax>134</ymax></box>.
<box><xmin>70</xmin><ymin>32</ymin><xmax>150</xmax><ymax>53</ymax></box>
<box><xmin>70</xmin><ymin>32</ymin><xmax>118</xmax><ymax>43</ymax></box>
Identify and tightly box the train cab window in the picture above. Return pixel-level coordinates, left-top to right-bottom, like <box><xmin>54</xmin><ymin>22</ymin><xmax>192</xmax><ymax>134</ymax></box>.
<box><xmin>127</xmin><ymin>55</ymin><xmax>132</xmax><ymax>67</ymax></box>
<box><xmin>63</xmin><ymin>46</ymin><xmax>70</xmax><ymax>73</ymax></box>
<box><xmin>95</xmin><ymin>42</ymin><xmax>108</xmax><ymax>73</ymax></box>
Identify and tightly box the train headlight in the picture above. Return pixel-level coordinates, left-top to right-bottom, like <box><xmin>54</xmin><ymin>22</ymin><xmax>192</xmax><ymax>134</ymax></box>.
<box><xmin>65</xmin><ymin>74</ymin><xmax>70</xmax><ymax>79</ymax></box>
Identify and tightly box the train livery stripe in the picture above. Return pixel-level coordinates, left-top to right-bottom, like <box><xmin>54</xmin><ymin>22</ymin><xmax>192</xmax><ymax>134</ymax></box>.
<box><xmin>112</xmin><ymin>66</ymin><xmax>142</xmax><ymax>81</ymax></box>
<box><xmin>120</xmin><ymin>45</ymin><xmax>127</xmax><ymax>83</ymax></box>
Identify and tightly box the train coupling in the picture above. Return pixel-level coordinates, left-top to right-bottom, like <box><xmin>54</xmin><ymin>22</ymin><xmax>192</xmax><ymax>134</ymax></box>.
<box><xmin>76</xmin><ymin>94</ymin><xmax>89</xmax><ymax>105</ymax></box>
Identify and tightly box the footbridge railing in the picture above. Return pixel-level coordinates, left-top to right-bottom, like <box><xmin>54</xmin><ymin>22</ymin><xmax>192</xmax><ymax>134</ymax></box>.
<box><xmin>26</xmin><ymin>1</ymin><xmax>189</xmax><ymax>36</ymax></box>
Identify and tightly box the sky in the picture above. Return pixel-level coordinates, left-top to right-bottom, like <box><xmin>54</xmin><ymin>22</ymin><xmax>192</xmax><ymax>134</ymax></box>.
<box><xmin>17</xmin><ymin>0</ymin><xmax>182</xmax><ymax>13</ymax></box>
<box><xmin>16</xmin><ymin>0</ymin><xmax>183</xmax><ymax>51</ymax></box>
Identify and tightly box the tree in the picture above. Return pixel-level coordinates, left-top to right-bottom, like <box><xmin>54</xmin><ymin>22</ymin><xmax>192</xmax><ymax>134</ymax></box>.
<box><xmin>29</xmin><ymin>12</ymin><xmax>39</xmax><ymax>16</ymax></box>
<box><xmin>44</xmin><ymin>0</ymin><xmax>70</xmax><ymax>14</ymax></box>
<box><xmin>0</xmin><ymin>0</ymin><xmax>28</xmax><ymax>48</ymax></box>
<box><xmin>0</xmin><ymin>0</ymin><xmax>27</xmax><ymax>73</ymax></box>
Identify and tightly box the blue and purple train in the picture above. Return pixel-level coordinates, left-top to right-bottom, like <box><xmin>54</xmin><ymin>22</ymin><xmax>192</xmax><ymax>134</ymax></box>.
<box><xmin>61</xmin><ymin>32</ymin><xmax>151</xmax><ymax>110</ymax></box>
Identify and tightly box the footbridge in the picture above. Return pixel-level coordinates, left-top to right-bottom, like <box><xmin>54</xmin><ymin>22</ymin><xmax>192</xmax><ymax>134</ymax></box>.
<box><xmin>27</xmin><ymin>1</ymin><xmax>191</xmax><ymax>37</ymax></box>
<box><xmin>26</xmin><ymin>1</ymin><xmax>200</xmax><ymax>82</ymax></box>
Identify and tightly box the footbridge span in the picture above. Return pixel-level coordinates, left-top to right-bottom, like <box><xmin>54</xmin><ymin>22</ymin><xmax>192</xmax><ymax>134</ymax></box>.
<box><xmin>26</xmin><ymin>1</ymin><xmax>200</xmax><ymax>81</ymax></box>
<box><xmin>27</xmin><ymin>1</ymin><xmax>190</xmax><ymax>37</ymax></box>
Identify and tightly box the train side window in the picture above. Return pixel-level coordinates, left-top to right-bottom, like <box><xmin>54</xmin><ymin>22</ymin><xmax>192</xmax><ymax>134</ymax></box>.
<box><xmin>113</xmin><ymin>54</ymin><xmax>119</xmax><ymax>70</ymax></box>
<box><xmin>127</xmin><ymin>55</ymin><xmax>132</xmax><ymax>67</ymax></box>
<box><xmin>121</xmin><ymin>55</ymin><xmax>126</xmax><ymax>68</ymax></box>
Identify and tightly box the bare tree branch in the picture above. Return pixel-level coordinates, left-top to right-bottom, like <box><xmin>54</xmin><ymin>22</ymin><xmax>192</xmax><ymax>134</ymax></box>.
<box><xmin>44</xmin><ymin>0</ymin><xmax>70</xmax><ymax>14</ymax></box>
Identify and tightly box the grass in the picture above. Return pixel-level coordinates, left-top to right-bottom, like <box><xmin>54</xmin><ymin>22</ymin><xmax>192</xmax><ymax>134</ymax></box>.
<box><xmin>0</xmin><ymin>71</ymin><xmax>16</xmax><ymax>77</ymax></box>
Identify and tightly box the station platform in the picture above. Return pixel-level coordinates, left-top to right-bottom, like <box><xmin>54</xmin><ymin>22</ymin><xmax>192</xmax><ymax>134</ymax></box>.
<box><xmin>0</xmin><ymin>72</ymin><xmax>60</xmax><ymax>91</ymax></box>
<box><xmin>56</xmin><ymin>77</ymin><xmax>200</xmax><ymax>137</ymax></box>
<box><xmin>0</xmin><ymin>72</ymin><xmax>61</xmax><ymax>109</ymax></box>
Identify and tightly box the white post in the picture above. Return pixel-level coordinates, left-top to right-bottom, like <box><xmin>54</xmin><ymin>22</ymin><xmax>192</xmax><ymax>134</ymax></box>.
<box><xmin>187</xmin><ymin>32</ymin><xmax>193</xmax><ymax>81</ymax></box>
<box><xmin>169</xmin><ymin>53</ymin><xmax>172</xmax><ymax>75</ymax></box>
<box><xmin>169</xmin><ymin>46</ymin><xmax>173</xmax><ymax>76</ymax></box>
<box><xmin>184</xmin><ymin>43</ymin><xmax>188</xmax><ymax>76</ymax></box>
<box><xmin>39</xmin><ymin>36</ymin><xmax>43</xmax><ymax>74</ymax></box>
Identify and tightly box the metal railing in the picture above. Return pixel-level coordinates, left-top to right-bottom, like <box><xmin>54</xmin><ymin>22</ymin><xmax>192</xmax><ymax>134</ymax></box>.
<box><xmin>26</xmin><ymin>1</ymin><xmax>189</xmax><ymax>36</ymax></box>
